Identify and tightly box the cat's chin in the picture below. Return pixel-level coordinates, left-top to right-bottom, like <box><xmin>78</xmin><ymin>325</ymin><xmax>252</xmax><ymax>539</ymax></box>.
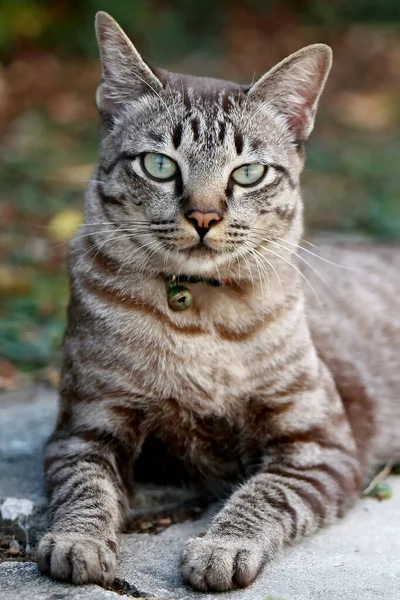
<box><xmin>168</xmin><ymin>247</ymin><xmax>233</xmax><ymax>279</ymax></box>
<box><xmin>183</xmin><ymin>244</ymin><xmax>219</xmax><ymax>257</ymax></box>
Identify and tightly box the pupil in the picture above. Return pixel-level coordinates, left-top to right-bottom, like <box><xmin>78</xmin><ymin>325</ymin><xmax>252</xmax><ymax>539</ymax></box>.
<box><xmin>157</xmin><ymin>157</ymin><xmax>164</xmax><ymax>171</ymax></box>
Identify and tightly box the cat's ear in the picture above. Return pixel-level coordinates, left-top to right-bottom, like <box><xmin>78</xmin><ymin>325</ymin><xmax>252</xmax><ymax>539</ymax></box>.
<box><xmin>247</xmin><ymin>44</ymin><xmax>332</xmax><ymax>141</ymax></box>
<box><xmin>95</xmin><ymin>12</ymin><xmax>163</xmax><ymax>119</ymax></box>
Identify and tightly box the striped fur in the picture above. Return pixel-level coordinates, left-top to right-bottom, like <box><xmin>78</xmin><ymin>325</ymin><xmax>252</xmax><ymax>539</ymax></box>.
<box><xmin>37</xmin><ymin>12</ymin><xmax>400</xmax><ymax>592</ymax></box>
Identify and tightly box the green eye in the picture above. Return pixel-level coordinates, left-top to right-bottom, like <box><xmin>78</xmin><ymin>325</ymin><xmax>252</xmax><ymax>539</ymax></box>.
<box><xmin>231</xmin><ymin>163</ymin><xmax>266</xmax><ymax>186</ymax></box>
<box><xmin>142</xmin><ymin>153</ymin><xmax>177</xmax><ymax>180</ymax></box>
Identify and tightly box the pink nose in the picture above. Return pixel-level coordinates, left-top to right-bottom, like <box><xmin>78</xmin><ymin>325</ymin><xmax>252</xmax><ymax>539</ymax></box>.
<box><xmin>186</xmin><ymin>210</ymin><xmax>222</xmax><ymax>230</ymax></box>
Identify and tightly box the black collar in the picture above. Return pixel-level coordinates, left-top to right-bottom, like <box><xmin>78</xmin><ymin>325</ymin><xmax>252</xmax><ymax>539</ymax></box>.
<box><xmin>166</xmin><ymin>274</ymin><xmax>223</xmax><ymax>287</ymax></box>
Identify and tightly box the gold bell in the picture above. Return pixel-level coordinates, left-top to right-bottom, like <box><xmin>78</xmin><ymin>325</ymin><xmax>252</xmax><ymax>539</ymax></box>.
<box><xmin>167</xmin><ymin>283</ymin><xmax>193</xmax><ymax>311</ymax></box>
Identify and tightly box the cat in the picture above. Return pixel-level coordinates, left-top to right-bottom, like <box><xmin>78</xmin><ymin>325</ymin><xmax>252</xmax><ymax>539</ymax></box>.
<box><xmin>37</xmin><ymin>11</ymin><xmax>400</xmax><ymax>592</ymax></box>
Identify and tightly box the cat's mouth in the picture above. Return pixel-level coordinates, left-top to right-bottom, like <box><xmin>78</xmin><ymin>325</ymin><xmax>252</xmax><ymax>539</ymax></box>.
<box><xmin>180</xmin><ymin>242</ymin><xmax>219</xmax><ymax>255</ymax></box>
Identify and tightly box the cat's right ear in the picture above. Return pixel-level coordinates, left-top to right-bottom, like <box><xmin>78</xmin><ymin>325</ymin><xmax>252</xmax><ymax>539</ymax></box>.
<box><xmin>95</xmin><ymin>12</ymin><xmax>163</xmax><ymax>124</ymax></box>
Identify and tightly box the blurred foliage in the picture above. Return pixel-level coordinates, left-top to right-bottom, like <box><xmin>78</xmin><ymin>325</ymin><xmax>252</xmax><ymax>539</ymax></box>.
<box><xmin>0</xmin><ymin>0</ymin><xmax>225</xmax><ymax>61</ymax></box>
<box><xmin>1</xmin><ymin>0</ymin><xmax>400</xmax><ymax>61</ymax></box>
<box><xmin>0</xmin><ymin>1</ymin><xmax>400</xmax><ymax>383</ymax></box>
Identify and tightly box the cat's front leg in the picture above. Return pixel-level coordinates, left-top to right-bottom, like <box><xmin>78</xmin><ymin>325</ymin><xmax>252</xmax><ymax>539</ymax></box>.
<box><xmin>181</xmin><ymin>379</ymin><xmax>362</xmax><ymax>591</ymax></box>
<box><xmin>37</xmin><ymin>423</ymin><xmax>136</xmax><ymax>586</ymax></box>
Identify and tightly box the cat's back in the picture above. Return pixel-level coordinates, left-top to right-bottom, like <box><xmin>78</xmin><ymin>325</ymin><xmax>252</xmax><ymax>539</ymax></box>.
<box><xmin>304</xmin><ymin>244</ymin><xmax>400</xmax><ymax>466</ymax></box>
<box><xmin>304</xmin><ymin>243</ymin><xmax>400</xmax><ymax>351</ymax></box>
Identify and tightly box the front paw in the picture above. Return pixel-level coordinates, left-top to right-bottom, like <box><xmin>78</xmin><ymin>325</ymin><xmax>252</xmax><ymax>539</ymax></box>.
<box><xmin>37</xmin><ymin>532</ymin><xmax>117</xmax><ymax>586</ymax></box>
<box><xmin>181</xmin><ymin>535</ymin><xmax>264</xmax><ymax>591</ymax></box>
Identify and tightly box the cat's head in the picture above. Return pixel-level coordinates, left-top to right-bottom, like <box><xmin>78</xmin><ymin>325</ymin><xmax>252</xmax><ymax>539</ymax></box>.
<box><xmin>88</xmin><ymin>12</ymin><xmax>331</xmax><ymax>279</ymax></box>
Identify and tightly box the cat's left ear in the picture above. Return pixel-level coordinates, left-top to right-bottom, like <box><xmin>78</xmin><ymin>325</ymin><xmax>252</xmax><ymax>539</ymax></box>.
<box><xmin>247</xmin><ymin>44</ymin><xmax>332</xmax><ymax>141</ymax></box>
<box><xmin>95</xmin><ymin>12</ymin><xmax>163</xmax><ymax>120</ymax></box>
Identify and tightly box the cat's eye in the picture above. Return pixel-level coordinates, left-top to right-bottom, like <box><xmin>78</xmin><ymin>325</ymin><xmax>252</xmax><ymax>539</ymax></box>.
<box><xmin>142</xmin><ymin>153</ymin><xmax>178</xmax><ymax>181</ymax></box>
<box><xmin>231</xmin><ymin>163</ymin><xmax>266</xmax><ymax>187</ymax></box>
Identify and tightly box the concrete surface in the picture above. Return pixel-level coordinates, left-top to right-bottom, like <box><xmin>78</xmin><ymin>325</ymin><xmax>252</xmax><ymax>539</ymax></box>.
<box><xmin>1</xmin><ymin>387</ymin><xmax>400</xmax><ymax>599</ymax></box>
<box><xmin>0</xmin><ymin>562</ymin><xmax>132</xmax><ymax>599</ymax></box>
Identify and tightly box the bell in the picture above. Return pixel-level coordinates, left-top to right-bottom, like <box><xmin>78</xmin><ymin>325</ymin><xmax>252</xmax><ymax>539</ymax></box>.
<box><xmin>167</xmin><ymin>284</ymin><xmax>193</xmax><ymax>311</ymax></box>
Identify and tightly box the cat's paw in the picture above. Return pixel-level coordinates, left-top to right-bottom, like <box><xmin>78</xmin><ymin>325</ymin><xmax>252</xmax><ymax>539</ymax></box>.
<box><xmin>181</xmin><ymin>535</ymin><xmax>264</xmax><ymax>591</ymax></box>
<box><xmin>37</xmin><ymin>532</ymin><xmax>117</xmax><ymax>586</ymax></box>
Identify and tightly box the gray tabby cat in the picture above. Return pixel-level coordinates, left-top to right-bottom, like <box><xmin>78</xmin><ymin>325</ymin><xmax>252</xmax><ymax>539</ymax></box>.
<box><xmin>37</xmin><ymin>11</ymin><xmax>400</xmax><ymax>592</ymax></box>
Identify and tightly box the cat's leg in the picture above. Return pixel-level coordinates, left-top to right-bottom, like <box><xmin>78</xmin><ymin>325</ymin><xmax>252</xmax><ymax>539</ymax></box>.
<box><xmin>37</xmin><ymin>424</ymin><xmax>136</xmax><ymax>586</ymax></box>
<box><xmin>181</xmin><ymin>368</ymin><xmax>362</xmax><ymax>591</ymax></box>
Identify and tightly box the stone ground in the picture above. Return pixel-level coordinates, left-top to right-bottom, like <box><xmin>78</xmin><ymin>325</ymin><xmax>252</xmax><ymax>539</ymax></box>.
<box><xmin>1</xmin><ymin>387</ymin><xmax>400</xmax><ymax>600</ymax></box>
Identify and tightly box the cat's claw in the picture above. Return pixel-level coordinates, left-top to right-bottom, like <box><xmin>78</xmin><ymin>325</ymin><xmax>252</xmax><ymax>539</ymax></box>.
<box><xmin>181</xmin><ymin>535</ymin><xmax>264</xmax><ymax>591</ymax></box>
<box><xmin>37</xmin><ymin>532</ymin><xmax>117</xmax><ymax>586</ymax></box>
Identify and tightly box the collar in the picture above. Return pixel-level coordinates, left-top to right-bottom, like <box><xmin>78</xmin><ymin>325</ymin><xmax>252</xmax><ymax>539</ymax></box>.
<box><xmin>165</xmin><ymin>274</ymin><xmax>235</xmax><ymax>311</ymax></box>
<box><xmin>166</xmin><ymin>274</ymin><xmax>234</xmax><ymax>287</ymax></box>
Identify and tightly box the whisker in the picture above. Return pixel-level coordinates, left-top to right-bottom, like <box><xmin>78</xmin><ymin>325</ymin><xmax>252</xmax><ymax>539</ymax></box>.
<box><xmin>50</xmin><ymin>227</ymin><xmax>151</xmax><ymax>249</ymax></box>
<box><xmin>251</xmin><ymin>227</ymin><xmax>359</xmax><ymax>273</ymax></box>
<box><xmin>239</xmin><ymin>247</ymin><xmax>255</xmax><ymax>291</ymax></box>
<box><xmin>265</xmin><ymin>238</ymin><xmax>333</xmax><ymax>296</ymax></box>
<box><xmin>114</xmin><ymin>237</ymin><xmax>161</xmax><ymax>282</ymax></box>
<box><xmin>248</xmin><ymin>239</ymin><xmax>325</xmax><ymax>310</ymax></box>
<box><xmin>139</xmin><ymin>240</ymin><xmax>165</xmax><ymax>275</ymax></box>
<box><xmin>244</xmin><ymin>243</ymin><xmax>269</xmax><ymax>316</ymax></box>
<box><xmin>275</xmin><ymin>237</ymin><xmax>360</xmax><ymax>272</ymax></box>
<box><xmin>247</xmin><ymin>236</ymin><xmax>284</xmax><ymax>296</ymax></box>
<box><xmin>75</xmin><ymin>225</ymin><xmax>126</xmax><ymax>270</ymax></box>
<box><xmin>301</xmin><ymin>238</ymin><xmax>318</xmax><ymax>249</ymax></box>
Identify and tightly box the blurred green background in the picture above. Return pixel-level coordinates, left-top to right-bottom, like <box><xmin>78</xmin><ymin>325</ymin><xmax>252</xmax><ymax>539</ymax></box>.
<box><xmin>1</xmin><ymin>0</ymin><xmax>400</xmax><ymax>389</ymax></box>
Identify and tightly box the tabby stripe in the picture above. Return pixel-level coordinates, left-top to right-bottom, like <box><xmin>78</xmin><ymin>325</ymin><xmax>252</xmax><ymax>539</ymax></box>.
<box><xmin>47</xmin><ymin>453</ymin><xmax>119</xmax><ymax>492</ymax></box>
<box><xmin>271</xmin><ymin>485</ymin><xmax>299</xmax><ymax>540</ymax></box>
<box><xmin>191</xmin><ymin>118</ymin><xmax>200</xmax><ymax>141</ymax></box>
<box><xmin>249</xmin><ymin>480</ymin><xmax>300</xmax><ymax>538</ymax></box>
<box><xmin>265</xmin><ymin>370</ymin><xmax>318</xmax><ymax>400</ymax></box>
<box><xmin>267</xmin><ymin>468</ymin><xmax>330</xmax><ymax>501</ymax></box>
<box><xmin>52</xmin><ymin>479</ymin><xmax>107</xmax><ymax>510</ymax></box>
<box><xmin>172</xmin><ymin>123</ymin><xmax>183</xmax><ymax>148</ymax></box>
<box><xmin>292</xmin><ymin>462</ymin><xmax>359</xmax><ymax>492</ymax></box>
<box><xmin>214</xmin><ymin>299</ymin><xmax>293</xmax><ymax>342</ymax></box>
<box><xmin>106</xmin><ymin>539</ymin><xmax>118</xmax><ymax>553</ymax></box>
<box><xmin>270</xmin><ymin>163</ymin><xmax>296</xmax><ymax>188</ymax></box>
<box><xmin>255</xmin><ymin>485</ymin><xmax>299</xmax><ymax>540</ymax></box>
<box><xmin>100</xmin><ymin>151</ymin><xmax>138</xmax><ymax>175</ymax></box>
<box><xmin>234</xmin><ymin>130</ymin><xmax>244</xmax><ymax>155</ymax></box>
<box><xmin>248</xmin><ymin>398</ymin><xmax>294</xmax><ymax>420</ymax></box>
<box><xmin>81</xmin><ymin>277</ymin><xmax>207</xmax><ymax>336</ymax></box>
<box><xmin>274</xmin><ymin>205</ymin><xmax>297</xmax><ymax>224</ymax></box>
<box><xmin>268</xmin><ymin>426</ymin><xmax>348</xmax><ymax>454</ymax></box>
<box><xmin>96</xmin><ymin>182</ymin><xmax>126</xmax><ymax>207</ymax></box>
<box><xmin>218</xmin><ymin>121</ymin><xmax>226</xmax><ymax>144</ymax></box>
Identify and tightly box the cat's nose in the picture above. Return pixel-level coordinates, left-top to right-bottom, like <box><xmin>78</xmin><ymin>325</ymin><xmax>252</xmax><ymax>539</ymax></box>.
<box><xmin>185</xmin><ymin>210</ymin><xmax>222</xmax><ymax>241</ymax></box>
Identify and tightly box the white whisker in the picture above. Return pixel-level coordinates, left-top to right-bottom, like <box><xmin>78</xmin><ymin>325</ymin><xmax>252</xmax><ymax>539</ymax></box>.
<box><xmin>275</xmin><ymin>237</ymin><xmax>360</xmax><ymax>271</ymax></box>
<box><xmin>266</xmin><ymin>238</ymin><xmax>333</xmax><ymax>296</ymax></box>
<box><xmin>249</xmin><ymin>240</ymin><xmax>325</xmax><ymax>310</ymax></box>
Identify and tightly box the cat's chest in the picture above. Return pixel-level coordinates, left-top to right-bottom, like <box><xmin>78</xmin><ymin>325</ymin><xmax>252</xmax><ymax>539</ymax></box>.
<box><xmin>130</xmin><ymin>328</ymin><xmax>261</xmax><ymax>414</ymax></box>
<box><xmin>135</xmin><ymin>402</ymin><xmax>248</xmax><ymax>488</ymax></box>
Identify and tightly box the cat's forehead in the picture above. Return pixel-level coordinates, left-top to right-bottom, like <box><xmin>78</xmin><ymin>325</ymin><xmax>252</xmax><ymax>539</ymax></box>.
<box><xmin>120</xmin><ymin>69</ymin><xmax>289</xmax><ymax>164</ymax></box>
<box><xmin>155</xmin><ymin>69</ymin><xmax>246</xmax><ymax>105</ymax></box>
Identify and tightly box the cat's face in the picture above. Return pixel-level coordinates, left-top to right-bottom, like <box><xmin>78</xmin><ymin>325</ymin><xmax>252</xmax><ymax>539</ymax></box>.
<box><xmin>90</xmin><ymin>12</ymin><xmax>332</xmax><ymax>278</ymax></box>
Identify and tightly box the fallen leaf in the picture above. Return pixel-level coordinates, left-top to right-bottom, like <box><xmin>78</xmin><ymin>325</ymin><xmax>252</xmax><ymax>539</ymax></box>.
<box><xmin>366</xmin><ymin>482</ymin><xmax>393</xmax><ymax>501</ymax></box>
